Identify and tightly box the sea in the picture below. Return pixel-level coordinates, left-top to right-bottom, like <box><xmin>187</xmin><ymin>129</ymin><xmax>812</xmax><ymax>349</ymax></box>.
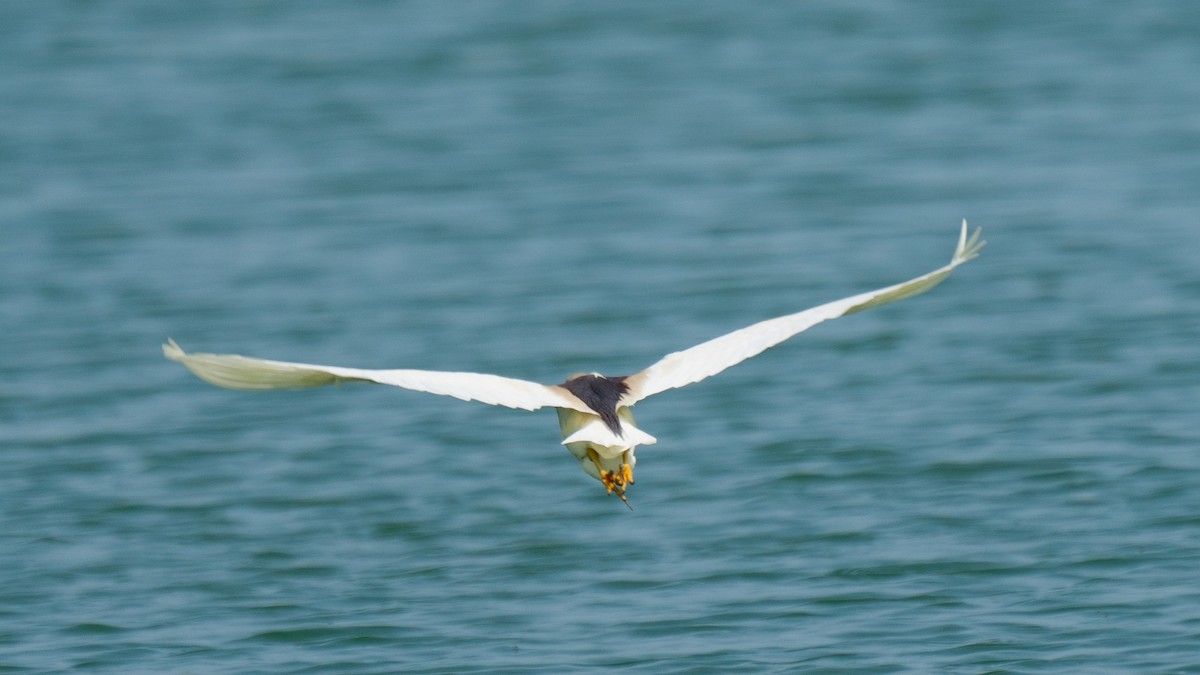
<box><xmin>3</xmin><ymin>1</ymin><xmax>1199</xmax><ymax>672</ymax></box>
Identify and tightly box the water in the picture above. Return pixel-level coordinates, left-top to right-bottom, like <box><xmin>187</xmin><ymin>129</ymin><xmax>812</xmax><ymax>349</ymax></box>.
<box><xmin>3</xmin><ymin>1</ymin><xmax>1199</xmax><ymax>672</ymax></box>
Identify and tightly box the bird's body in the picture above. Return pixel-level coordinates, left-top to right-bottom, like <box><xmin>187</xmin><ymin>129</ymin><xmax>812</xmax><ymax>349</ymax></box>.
<box><xmin>165</xmin><ymin>222</ymin><xmax>983</xmax><ymax>506</ymax></box>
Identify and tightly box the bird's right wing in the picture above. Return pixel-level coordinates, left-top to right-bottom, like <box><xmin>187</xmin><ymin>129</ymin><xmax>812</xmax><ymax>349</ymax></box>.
<box><xmin>619</xmin><ymin>221</ymin><xmax>984</xmax><ymax>406</ymax></box>
<box><xmin>163</xmin><ymin>339</ymin><xmax>592</xmax><ymax>413</ymax></box>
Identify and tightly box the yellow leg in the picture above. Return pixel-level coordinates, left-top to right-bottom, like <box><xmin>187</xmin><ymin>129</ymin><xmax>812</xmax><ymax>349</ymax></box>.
<box><xmin>586</xmin><ymin>448</ymin><xmax>619</xmax><ymax>494</ymax></box>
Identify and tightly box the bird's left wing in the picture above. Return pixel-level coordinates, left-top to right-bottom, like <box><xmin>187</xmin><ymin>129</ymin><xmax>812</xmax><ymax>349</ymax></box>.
<box><xmin>620</xmin><ymin>221</ymin><xmax>984</xmax><ymax>406</ymax></box>
<box><xmin>163</xmin><ymin>339</ymin><xmax>592</xmax><ymax>413</ymax></box>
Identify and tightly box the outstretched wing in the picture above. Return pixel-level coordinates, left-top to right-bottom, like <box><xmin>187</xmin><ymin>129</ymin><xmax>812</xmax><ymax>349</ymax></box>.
<box><xmin>620</xmin><ymin>221</ymin><xmax>984</xmax><ymax>406</ymax></box>
<box><xmin>163</xmin><ymin>339</ymin><xmax>592</xmax><ymax>413</ymax></box>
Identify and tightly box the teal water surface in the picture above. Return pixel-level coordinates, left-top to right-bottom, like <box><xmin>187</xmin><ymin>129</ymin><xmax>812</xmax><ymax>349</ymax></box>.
<box><xmin>3</xmin><ymin>2</ymin><xmax>1200</xmax><ymax>672</ymax></box>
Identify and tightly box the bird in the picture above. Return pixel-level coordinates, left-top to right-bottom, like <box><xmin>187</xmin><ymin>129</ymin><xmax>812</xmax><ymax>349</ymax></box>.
<box><xmin>165</xmin><ymin>221</ymin><xmax>983</xmax><ymax>508</ymax></box>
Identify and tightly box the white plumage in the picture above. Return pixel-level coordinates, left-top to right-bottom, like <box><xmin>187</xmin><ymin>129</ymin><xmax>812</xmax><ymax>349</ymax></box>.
<box><xmin>165</xmin><ymin>221</ymin><xmax>983</xmax><ymax>506</ymax></box>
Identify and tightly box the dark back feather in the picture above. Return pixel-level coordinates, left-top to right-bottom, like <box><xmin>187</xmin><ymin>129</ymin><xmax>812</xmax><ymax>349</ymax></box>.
<box><xmin>561</xmin><ymin>374</ymin><xmax>629</xmax><ymax>436</ymax></box>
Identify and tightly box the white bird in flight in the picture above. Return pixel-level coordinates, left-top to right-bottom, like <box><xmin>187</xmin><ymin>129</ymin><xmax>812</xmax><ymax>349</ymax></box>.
<box><xmin>166</xmin><ymin>222</ymin><xmax>983</xmax><ymax>508</ymax></box>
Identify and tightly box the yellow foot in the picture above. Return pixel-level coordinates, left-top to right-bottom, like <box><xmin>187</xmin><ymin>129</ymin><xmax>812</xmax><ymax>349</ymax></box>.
<box><xmin>587</xmin><ymin>448</ymin><xmax>635</xmax><ymax>509</ymax></box>
<box><xmin>600</xmin><ymin>470</ymin><xmax>624</xmax><ymax>494</ymax></box>
<box><xmin>600</xmin><ymin>478</ymin><xmax>632</xmax><ymax>510</ymax></box>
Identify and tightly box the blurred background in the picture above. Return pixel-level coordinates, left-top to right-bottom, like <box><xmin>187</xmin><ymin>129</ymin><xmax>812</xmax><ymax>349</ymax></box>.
<box><xmin>2</xmin><ymin>1</ymin><xmax>1198</xmax><ymax>671</ymax></box>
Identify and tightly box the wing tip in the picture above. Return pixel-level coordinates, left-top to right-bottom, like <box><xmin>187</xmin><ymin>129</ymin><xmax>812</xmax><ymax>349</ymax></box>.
<box><xmin>163</xmin><ymin>337</ymin><xmax>184</xmax><ymax>361</ymax></box>
<box><xmin>954</xmin><ymin>219</ymin><xmax>986</xmax><ymax>265</ymax></box>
